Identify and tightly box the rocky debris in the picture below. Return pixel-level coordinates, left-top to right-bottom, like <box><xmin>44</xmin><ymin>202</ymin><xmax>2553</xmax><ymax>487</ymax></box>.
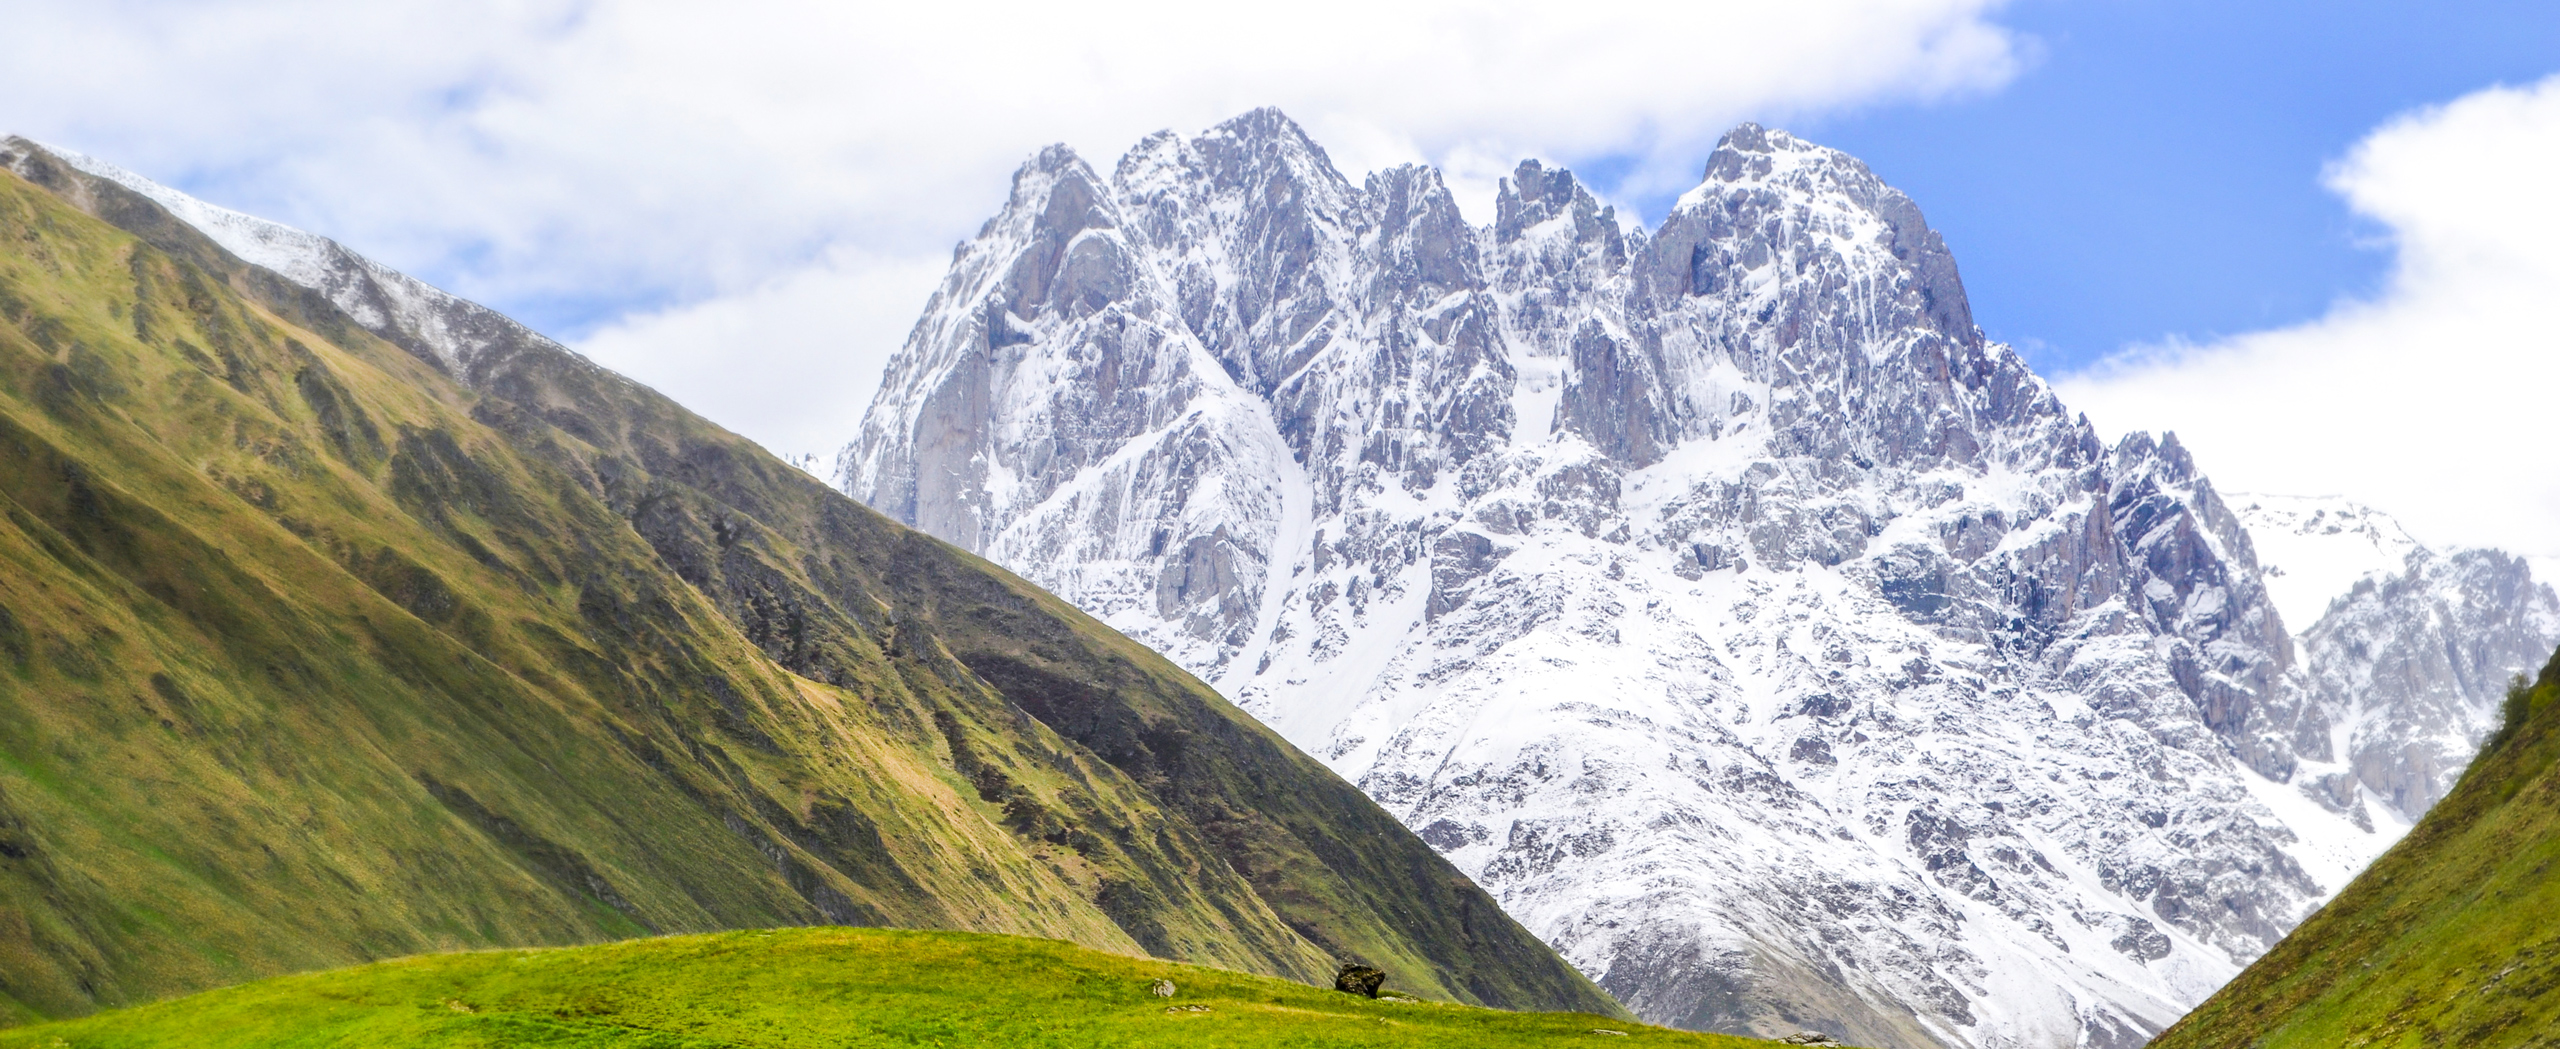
<box><xmin>1150</xmin><ymin>979</ymin><xmax>1176</xmax><ymax>998</ymax></box>
<box><xmin>1165</xmin><ymin>1003</ymin><xmax>1211</xmax><ymax>1013</ymax></box>
<box><xmin>836</xmin><ymin>109</ymin><xmax>2544</xmax><ymax>1048</ymax></box>
<box><xmin>1782</xmin><ymin>1033</ymin><xmax>1845</xmax><ymax>1047</ymax></box>
<box><xmin>1588</xmin><ymin>1029</ymin><xmax>1628</xmax><ymax>1037</ymax></box>
<box><xmin>1334</xmin><ymin>963</ymin><xmax>1387</xmax><ymax>998</ymax></box>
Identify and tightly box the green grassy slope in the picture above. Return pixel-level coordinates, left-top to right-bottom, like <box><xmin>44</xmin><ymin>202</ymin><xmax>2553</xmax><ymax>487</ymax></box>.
<box><xmin>0</xmin><ymin>148</ymin><xmax>1617</xmax><ymax>1023</ymax></box>
<box><xmin>0</xmin><ymin>929</ymin><xmax>1737</xmax><ymax>1048</ymax></box>
<box><xmin>2150</xmin><ymin>645</ymin><xmax>2560</xmax><ymax>1049</ymax></box>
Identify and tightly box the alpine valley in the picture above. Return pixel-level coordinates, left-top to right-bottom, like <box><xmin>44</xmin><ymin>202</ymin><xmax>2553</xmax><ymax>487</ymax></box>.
<box><xmin>837</xmin><ymin>111</ymin><xmax>2560</xmax><ymax>1048</ymax></box>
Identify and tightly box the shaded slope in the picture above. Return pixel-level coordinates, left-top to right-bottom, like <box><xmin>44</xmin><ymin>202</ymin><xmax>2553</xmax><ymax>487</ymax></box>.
<box><xmin>2150</xmin><ymin>644</ymin><xmax>2560</xmax><ymax>1049</ymax></box>
<box><xmin>0</xmin><ymin>149</ymin><xmax>1615</xmax><ymax>1023</ymax></box>
<box><xmin>0</xmin><ymin>928</ymin><xmax>1733</xmax><ymax>1048</ymax></box>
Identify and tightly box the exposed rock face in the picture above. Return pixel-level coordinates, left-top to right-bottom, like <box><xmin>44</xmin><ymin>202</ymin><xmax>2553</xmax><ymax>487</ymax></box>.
<box><xmin>839</xmin><ymin>111</ymin><xmax>2499</xmax><ymax>1048</ymax></box>
<box><xmin>2235</xmin><ymin>496</ymin><xmax>2560</xmax><ymax>823</ymax></box>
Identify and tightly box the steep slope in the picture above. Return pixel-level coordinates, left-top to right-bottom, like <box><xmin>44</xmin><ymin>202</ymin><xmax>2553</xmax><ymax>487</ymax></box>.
<box><xmin>0</xmin><ymin>928</ymin><xmax>1744</xmax><ymax>1049</ymax></box>
<box><xmin>2234</xmin><ymin>495</ymin><xmax>2560</xmax><ymax>824</ymax></box>
<box><xmin>2150</xmin><ymin>644</ymin><xmax>2560</xmax><ymax>1049</ymax></box>
<box><xmin>0</xmin><ymin>139</ymin><xmax>1615</xmax><ymax>1023</ymax></box>
<box><xmin>838</xmin><ymin>112</ymin><xmax>2415</xmax><ymax>1048</ymax></box>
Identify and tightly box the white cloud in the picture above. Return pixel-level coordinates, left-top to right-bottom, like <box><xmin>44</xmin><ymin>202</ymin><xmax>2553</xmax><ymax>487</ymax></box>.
<box><xmin>3</xmin><ymin>0</ymin><xmax>2026</xmax><ymax>453</ymax></box>
<box><xmin>2059</xmin><ymin>75</ymin><xmax>2560</xmax><ymax>559</ymax></box>
<box><xmin>577</xmin><ymin>250</ymin><xmax>947</xmax><ymax>457</ymax></box>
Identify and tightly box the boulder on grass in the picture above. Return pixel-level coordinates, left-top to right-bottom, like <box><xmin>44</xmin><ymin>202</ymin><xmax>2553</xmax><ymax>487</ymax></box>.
<box><xmin>1334</xmin><ymin>964</ymin><xmax>1386</xmax><ymax>998</ymax></box>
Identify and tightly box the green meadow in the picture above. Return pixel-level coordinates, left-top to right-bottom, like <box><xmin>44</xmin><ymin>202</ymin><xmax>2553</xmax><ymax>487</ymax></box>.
<box><xmin>0</xmin><ymin>929</ymin><xmax>1765</xmax><ymax>1048</ymax></box>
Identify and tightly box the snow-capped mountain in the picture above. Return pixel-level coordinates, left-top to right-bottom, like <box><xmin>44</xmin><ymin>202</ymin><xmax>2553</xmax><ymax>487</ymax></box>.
<box><xmin>835</xmin><ymin>111</ymin><xmax>2459</xmax><ymax>1048</ymax></box>
<box><xmin>2234</xmin><ymin>495</ymin><xmax>2560</xmax><ymax>824</ymax></box>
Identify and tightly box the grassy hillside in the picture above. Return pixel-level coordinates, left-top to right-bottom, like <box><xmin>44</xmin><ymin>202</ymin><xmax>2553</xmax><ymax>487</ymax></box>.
<box><xmin>0</xmin><ymin>929</ymin><xmax>1744</xmax><ymax>1048</ymax></box>
<box><xmin>0</xmin><ymin>145</ymin><xmax>1618</xmax><ymax>1023</ymax></box>
<box><xmin>2150</xmin><ymin>645</ymin><xmax>2560</xmax><ymax>1049</ymax></box>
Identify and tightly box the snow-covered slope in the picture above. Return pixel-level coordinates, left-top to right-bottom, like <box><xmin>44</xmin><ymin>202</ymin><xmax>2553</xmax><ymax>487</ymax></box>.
<box><xmin>2229</xmin><ymin>495</ymin><xmax>2424</xmax><ymax>630</ymax></box>
<box><xmin>837</xmin><ymin>113</ymin><xmax>2439</xmax><ymax>1048</ymax></box>
<box><xmin>4</xmin><ymin>135</ymin><xmax>602</xmax><ymax>386</ymax></box>
<box><xmin>2235</xmin><ymin>496</ymin><xmax>2560</xmax><ymax>823</ymax></box>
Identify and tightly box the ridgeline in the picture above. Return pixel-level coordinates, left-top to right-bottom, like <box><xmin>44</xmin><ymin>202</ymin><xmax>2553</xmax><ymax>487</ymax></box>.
<box><xmin>0</xmin><ymin>146</ymin><xmax>1617</xmax><ymax>1024</ymax></box>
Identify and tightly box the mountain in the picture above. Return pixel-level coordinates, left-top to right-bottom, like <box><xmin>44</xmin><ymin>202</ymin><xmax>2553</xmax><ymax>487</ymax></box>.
<box><xmin>0</xmin><ymin>927</ymin><xmax>1744</xmax><ymax>1048</ymax></box>
<box><xmin>2233</xmin><ymin>495</ymin><xmax>2560</xmax><ymax>825</ymax></box>
<box><xmin>0</xmin><ymin>137</ymin><xmax>1617</xmax><ymax>1023</ymax></box>
<box><xmin>2149</xmin><ymin>643</ymin><xmax>2560</xmax><ymax>1049</ymax></box>
<box><xmin>832</xmin><ymin>111</ymin><xmax>2538</xmax><ymax>1048</ymax></box>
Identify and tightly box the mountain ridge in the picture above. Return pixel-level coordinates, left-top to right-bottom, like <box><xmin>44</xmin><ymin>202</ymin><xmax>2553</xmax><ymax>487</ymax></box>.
<box><xmin>0</xmin><ymin>135</ymin><xmax>1617</xmax><ymax>1022</ymax></box>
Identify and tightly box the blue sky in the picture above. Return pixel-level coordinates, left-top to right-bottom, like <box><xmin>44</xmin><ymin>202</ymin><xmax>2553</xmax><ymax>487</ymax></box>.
<box><xmin>1597</xmin><ymin>0</ymin><xmax>2560</xmax><ymax>374</ymax></box>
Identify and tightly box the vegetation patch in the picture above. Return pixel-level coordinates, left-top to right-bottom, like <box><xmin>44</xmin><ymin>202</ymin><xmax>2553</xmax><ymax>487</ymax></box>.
<box><xmin>0</xmin><ymin>929</ymin><xmax>1754</xmax><ymax>1048</ymax></box>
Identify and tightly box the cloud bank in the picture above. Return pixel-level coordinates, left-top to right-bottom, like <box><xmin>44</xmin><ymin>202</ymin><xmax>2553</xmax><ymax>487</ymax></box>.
<box><xmin>4</xmin><ymin>0</ymin><xmax>2025</xmax><ymax>453</ymax></box>
<box><xmin>2059</xmin><ymin>75</ymin><xmax>2560</xmax><ymax>561</ymax></box>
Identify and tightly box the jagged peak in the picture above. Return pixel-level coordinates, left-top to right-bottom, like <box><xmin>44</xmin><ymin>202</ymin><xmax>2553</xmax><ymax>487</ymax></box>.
<box><xmin>1007</xmin><ymin>142</ymin><xmax>1105</xmax><ymax>194</ymax></box>
<box><xmin>1494</xmin><ymin>158</ymin><xmax>1617</xmax><ymax>246</ymax></box>
<box><xmin>1360</xmin><ymin>163</ymin><xmax>1478</xmax><ymax>295</ymax></box>
<box><xmin>1698</xmin><ymin>121</ymin><xmax>1880</xmax><ymax>190</ymax></box>
<box><xmin>1202</xmin><ymin>106</ymin><xmax>1322</xmax><ymax>153</ymax></box>
<box><xmin>1187</xmin><ymin>107</ymin><xmax>1359</xmax><ymax>203</ymax></box>
<box><xmin>981</xmin><ymin>143</ymin><xmax>1120</xmax><ymax>248</ymax></box>
<box><xmin>1717</xmin><ymin>121</ymin><xmax>1778</xmax><ymax>152</ymax></box>
<box><xmin>2112</xmin><ymin>429</ymin><xmax>2205</xmax><ymax>487</ymax></box>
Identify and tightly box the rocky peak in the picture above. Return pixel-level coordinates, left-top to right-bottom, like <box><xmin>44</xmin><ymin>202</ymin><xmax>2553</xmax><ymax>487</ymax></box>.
<box><xmin>1362</xmin><ymin>164</ymin><xmax>1480</xmax><ymax>304</ymax></box>
<box><xmin>1114</xmin><ymin>110</ymin><xmax>1361</xmax><ymax>397</ymax></box>
<box><xmin>1494</xmin><ymin>160</ymin><xmax>1619</xmax><ymax>250</ymax></box>
<box><xmin>1191</xmin><ymin>106</ymin><xmax>1356</xmax><ymax>199</ymax></box>
<box><xmin>1661</xmin><ymin>123</ymin><xmax>1977</xmax><ymax>350</ymax></box>
<box><xmin>2107</xmin><ymin>430</ymin><xmax>2301</xmax><ymax>779</ymax></box>
<box><xmin>987</xmin><ymin>147</ymin><xmax>1129</xmax><ymax>324</ymax></box>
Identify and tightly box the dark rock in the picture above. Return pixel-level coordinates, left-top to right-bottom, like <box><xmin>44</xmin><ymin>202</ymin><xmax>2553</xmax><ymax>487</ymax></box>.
<box><xmin>1335</xmin><ymin>963</ymin><xmax>1386</xmax><ymax>998</ymax></box>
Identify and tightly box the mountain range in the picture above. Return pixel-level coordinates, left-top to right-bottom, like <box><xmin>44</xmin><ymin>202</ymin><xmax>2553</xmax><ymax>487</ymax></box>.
<box><xmin>836</xmin><ymin>110</ymin><xmax>2558</xmax><ymax>1047</ymax></box>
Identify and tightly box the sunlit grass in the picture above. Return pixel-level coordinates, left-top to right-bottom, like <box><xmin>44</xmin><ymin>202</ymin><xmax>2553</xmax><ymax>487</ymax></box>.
<box><xmin>0</xmin><ymin>928</ymin><xmax>1751</xmax><ymax>1048</ymax></box>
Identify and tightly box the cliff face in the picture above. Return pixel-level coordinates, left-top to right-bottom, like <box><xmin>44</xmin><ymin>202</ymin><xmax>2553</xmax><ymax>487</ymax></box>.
<box><xmin>835</xmin><ymin>111</ymin><xmax>2474</xmax><ymax>1047</ymax></box>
